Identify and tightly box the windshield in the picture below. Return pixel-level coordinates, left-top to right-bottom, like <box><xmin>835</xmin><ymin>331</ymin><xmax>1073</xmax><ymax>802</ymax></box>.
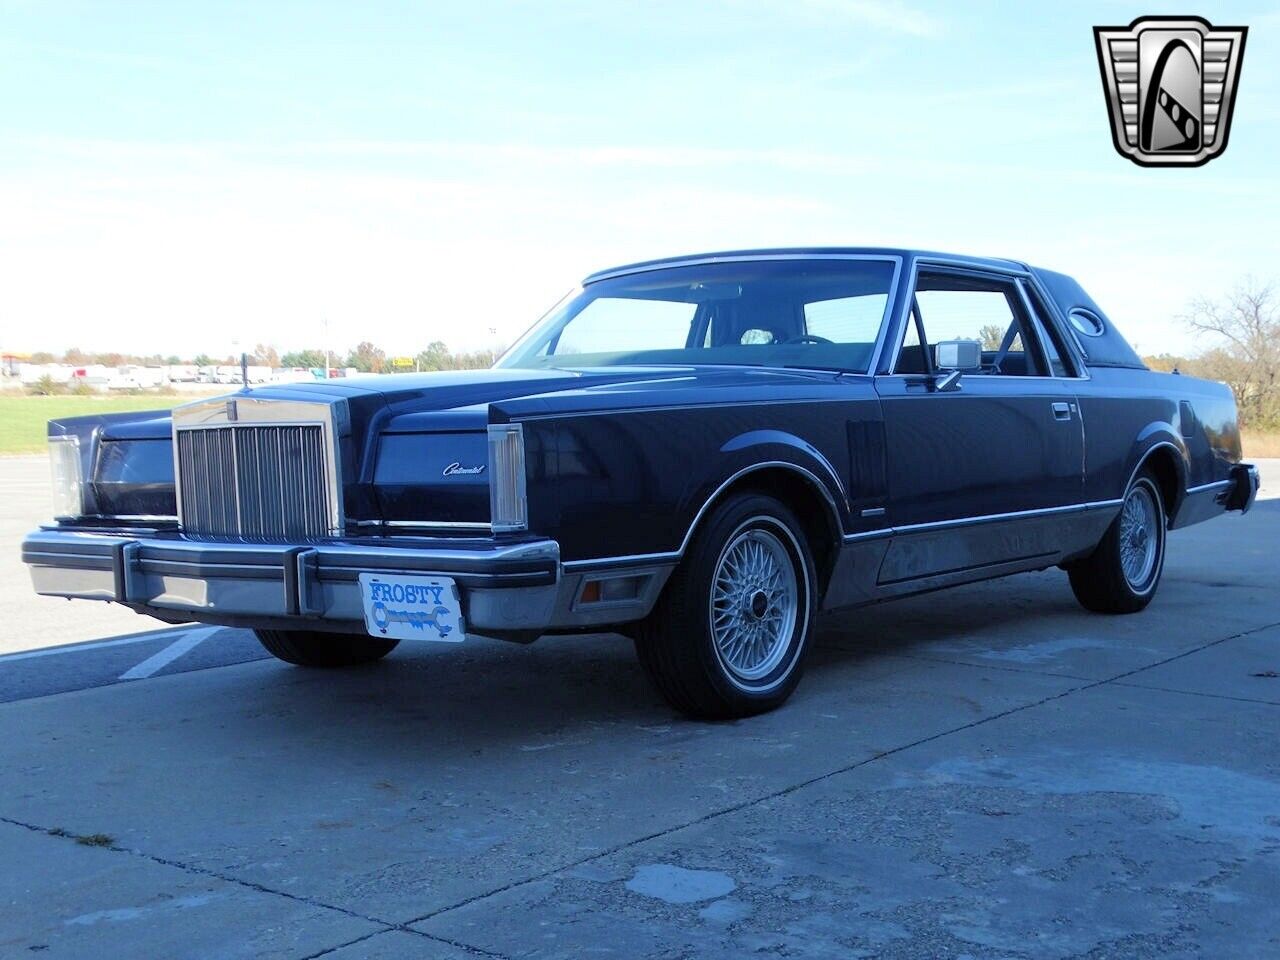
<box><xmin>496</xmin><ymin>258</ymin><xmax>898</xmax><ymax>374</ymax></box>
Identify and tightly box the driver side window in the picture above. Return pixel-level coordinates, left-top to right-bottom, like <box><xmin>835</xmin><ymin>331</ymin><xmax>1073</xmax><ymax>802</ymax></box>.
<box><xmin>898</xmin><ymin>272</ymin><xmax>1043</xmax><ymax>377</ymax></box>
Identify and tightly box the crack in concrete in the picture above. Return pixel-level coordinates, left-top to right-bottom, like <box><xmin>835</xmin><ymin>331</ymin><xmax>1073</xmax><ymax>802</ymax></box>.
<box><xmin>884</xmin><ymin>651</ymin><xmax>1095</xmax><ymax>681</ymax></box>
<box><xmin>1082</xmin><ymin>619</ymin><xmax>1280</xmax><ymax>685</ymax></box>
<box><xmin>0</xmin><ymin>817</ymin><xmax>513</xmax><ymax>960</ymax></box>
<box><xmin>399</xmin><ymin>616</ymin><xmax>1280</xmax><ymax>930</ymax></box>
<box><xmin>1112</xmin><ymin>680</ymin><xmax>1280</xmax><ymax>708</ymax></box>
<box><xmin>871</xmin><ymin>618</ymin><xmax>1279</xmax><ymax>693</ymax></box>
<box><xmin>295</xmin><ymin>930</ymin><xmax>389</xmax><ymax>960</ymax></box>
<box><xmin>298</xmin><ymin>927</ymin><xmax>508</xmax><ymax>960</ymax></box>
<box><xmin>5</xmin><ymin>617</ymin><xmax>1276</xmax><ymax>957</ymax></box>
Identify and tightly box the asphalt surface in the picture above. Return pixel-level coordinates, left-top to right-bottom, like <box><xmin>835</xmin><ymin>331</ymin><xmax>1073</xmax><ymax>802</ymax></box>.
<box><xmin>0</xmin><ymin>457</ymin><xmax>1276</xmax><ymax>959</ymax></box>
<box><xmin>1</xmin><ymin>456</ymin><xmax>173</xmax><ymax>654</ymax></box>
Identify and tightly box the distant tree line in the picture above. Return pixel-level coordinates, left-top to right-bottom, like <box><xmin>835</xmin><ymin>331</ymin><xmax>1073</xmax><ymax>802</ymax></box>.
<box><xmin>20</xmin><ymin>280</ymin><xmax>1278</xmax><ymax>431</ymax></box>
<box><xmin>27</xmin><ymin>348</ymin><xmax>189</xmax><ymax>367</ymax></box>
<box><xmin>1147</xmin><ymin>279</ymin><xmax>1280</xmax><ymax>430</ymax></box>
<box><xmin>279</xmin><ymin>341</ymin><xmax>499</xmax><ymax>373</ymax></box>
<box><xmin>23</xmin><ymin>341</ymin><xmax>503</xmax><ymax>374</ymax></box>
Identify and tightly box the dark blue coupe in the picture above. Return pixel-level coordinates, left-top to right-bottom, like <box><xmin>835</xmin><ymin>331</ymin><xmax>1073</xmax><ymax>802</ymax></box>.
<box><xmin>24</xmin><ymin>249</ymin><xmax>1261</xmax><ymax>717</ymax></box>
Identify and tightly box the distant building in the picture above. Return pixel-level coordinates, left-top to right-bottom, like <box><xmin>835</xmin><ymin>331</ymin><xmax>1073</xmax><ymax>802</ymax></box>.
<box><xmin>2</xmin><ymin>353</ymin><xmax>32</xmax><ymax>377</ymax></box>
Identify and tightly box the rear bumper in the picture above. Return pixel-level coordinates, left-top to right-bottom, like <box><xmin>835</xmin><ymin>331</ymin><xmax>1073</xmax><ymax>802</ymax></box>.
<box><xmin>1226</xmin><ymin>463</ymin><xmax>1261</xmax><ymax>514</ymax></box>
<box><xmin>22</xmin><ymin>529</ymin><xmax>671</xmax><ymax>638</ymax></box>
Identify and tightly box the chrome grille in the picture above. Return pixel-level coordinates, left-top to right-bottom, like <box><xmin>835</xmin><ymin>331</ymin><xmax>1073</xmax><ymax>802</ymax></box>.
<box><xmin>176</xmin><ymin>425</ymin><xmax>333</xmax><ymax>540</ymax></box>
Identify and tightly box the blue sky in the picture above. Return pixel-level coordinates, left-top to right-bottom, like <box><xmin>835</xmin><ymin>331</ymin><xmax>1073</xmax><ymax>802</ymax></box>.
<box><xmin>1</xmin><ymin>0</ymin><xmax>1277</xmax><ymax>359</ymax></box>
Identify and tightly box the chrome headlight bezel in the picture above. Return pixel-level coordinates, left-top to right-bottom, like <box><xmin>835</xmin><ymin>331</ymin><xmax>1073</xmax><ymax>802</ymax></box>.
<box><xmin>49</xmin><ymin>435</ymin><xmax>85</xmax><ymax>520</ymax></box>
<box><xmin>487</xmin><ymin>423</ymin><xmax>528</xmax><ymax>533</ymax></box>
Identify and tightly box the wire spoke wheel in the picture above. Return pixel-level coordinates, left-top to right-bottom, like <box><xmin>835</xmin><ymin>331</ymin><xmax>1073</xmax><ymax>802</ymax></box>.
<box><xmin>1068</xmin><ymin>469</ymin><xmax>1167</xmax><ymax>616</ymax></box>
<box><xmin>709</xmin><ymin>527</ymin><xmax>799</xmax><ymax>683</ymax></box>
<box><xmin>635</xmin><ymin>493</ymin><xmax>816</xmax><ymax>719</ymax></box>
<box><xmin>1119</xmin><ymin>484</ymin><xmax>1160</xmax><ymax>589</ymax></box>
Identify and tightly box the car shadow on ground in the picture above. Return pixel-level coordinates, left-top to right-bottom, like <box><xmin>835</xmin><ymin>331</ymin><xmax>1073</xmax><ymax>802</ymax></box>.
<box><xmin>168</xmin><ymin>572</ymin><xmax>1083</xmax><ymax>760</ymax></box>
<box><xmin>818</xmin><ymin>576</ymin><xmax>1083</xmax><ymax>658</ymax></box>
<box><xmin>19</xmin><ymin>498</ymin><xmax>1275</xmax><ymax>752</ymax></box>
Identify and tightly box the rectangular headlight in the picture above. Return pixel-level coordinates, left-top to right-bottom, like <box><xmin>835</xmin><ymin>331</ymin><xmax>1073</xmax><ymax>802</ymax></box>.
<box><xmin>49</xmin><ymin>436</ymin><xmax>84</xmax><ymax>519</ymax></box>
<box><xmin>487</xmin><ymin>423</ymin><xmax>527</xmax><ymax>532</ymax></box>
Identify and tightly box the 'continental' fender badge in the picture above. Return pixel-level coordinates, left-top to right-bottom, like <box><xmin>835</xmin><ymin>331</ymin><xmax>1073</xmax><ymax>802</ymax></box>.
<box><xmin>1094</xmin><ymin>16</ymin><xmax>1247</xmax><ymax>167</ymax></box>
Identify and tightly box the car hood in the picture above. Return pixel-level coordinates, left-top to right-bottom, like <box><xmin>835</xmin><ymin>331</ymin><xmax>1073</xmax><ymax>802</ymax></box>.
<box><xmin>98</xmin><ymin>365</ymin><xmax>849</xmax><ymax>442</ymax></box>
<box><xmin>81</xmin><ymin>364</ymin><xmax>859</xmax><ymax>529</ymax></box>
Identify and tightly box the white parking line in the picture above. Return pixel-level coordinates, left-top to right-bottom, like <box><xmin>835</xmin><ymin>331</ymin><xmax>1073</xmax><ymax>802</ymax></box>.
<box><xmin>0</xmin><ymin>630</ymin><xmax>191</xmax><ymax>663</ymax></box>
<box><xmin>118</xmin><ymin>628</ymin><xmax>222</xmax><ymax>680</ymax></box>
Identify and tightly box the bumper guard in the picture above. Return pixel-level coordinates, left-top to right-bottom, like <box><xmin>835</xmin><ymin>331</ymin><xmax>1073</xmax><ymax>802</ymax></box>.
<box><xmin>1226</xmin><ymin>463</ymin><xmax>1261</xmax><ymax>514</ymax></box>
<box><xmin>22</xmin><ymin>530</ymin><xmax>565</xmax><ymax>636</ymax></box>
<box><xmin>22</xmin><ymin>529</ymin><xmax>673</xmax><ymax>638</ymax></box>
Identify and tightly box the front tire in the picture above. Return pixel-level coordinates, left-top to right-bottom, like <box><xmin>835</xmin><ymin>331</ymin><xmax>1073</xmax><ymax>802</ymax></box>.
<box><xmin>254</xmin><ymin>629</ymin><xmax>399</xmax><ymax>667</ymax></box>
<box><xmin>1068</xmin><ymin>470</ymin><xmax>1167</xmax><ymax>614</ymax></box>
<box><xmin>635</xmin><ymin>493</ymin><xmax>817</xmax><ymax>719</ymax></box>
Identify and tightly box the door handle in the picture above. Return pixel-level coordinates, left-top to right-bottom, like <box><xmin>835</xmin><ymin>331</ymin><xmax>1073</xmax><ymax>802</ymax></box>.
<box><xmin>1052</xmin><ymin>402</ymin><xmax>1073</xmax><ymax>421</ymax></box>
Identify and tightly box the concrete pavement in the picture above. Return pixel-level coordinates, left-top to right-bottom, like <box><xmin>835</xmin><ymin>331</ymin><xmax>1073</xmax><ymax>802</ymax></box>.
<box><xmin>0</xmin><ymin>461</ymin><xmax>1275</xmax><ymax>958</ymax></box>
<box><xmin>1</xmin><ymin>456</ymin><xmax>172</xmax><ymax>654</ymax></box>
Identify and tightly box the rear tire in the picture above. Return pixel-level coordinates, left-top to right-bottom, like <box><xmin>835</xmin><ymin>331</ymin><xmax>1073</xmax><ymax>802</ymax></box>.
<box><xmin>635</xmin><ymin>493</ymin><xmax>817</xmax><ymax>719</ymax></box>
<box><xmin>254</xmin><ymin>629</ymin><xmax>399</xmax><ymax>667</ymax></box>
<box><xmin>1068</xmin><ymin>470</ymin><xmax>1167</xmax><ymax>614</ymax></box>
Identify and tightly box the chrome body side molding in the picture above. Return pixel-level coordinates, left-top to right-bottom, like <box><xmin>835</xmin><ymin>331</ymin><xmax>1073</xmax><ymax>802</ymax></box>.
<box><xmin>566</xmin><ymin>499</ymin><xmax>1127</xmax><ymax>570</ymax></box>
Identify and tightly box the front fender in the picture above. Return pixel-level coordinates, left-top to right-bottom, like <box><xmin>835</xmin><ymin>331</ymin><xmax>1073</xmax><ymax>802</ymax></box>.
<box><xmin>521</xmin><ymin>399</ymin><xmax>865</xmax><ymax>563</ymax></box>
<box><xmin>719</xmin><ymin>430</ymin><xmax>848</xmax><ymax>502</ymax></box>
<box><xmin>670</xmin><ymin>431</ymin><xmax>851</xmax><ymax>552</ymax></box>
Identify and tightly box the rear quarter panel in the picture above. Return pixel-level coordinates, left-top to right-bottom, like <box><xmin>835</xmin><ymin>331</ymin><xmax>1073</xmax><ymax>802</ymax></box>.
<box><xmin>1078</xmin><ymin>367</ymin><xmax>1242</xmax><ymax>504</ymax></box>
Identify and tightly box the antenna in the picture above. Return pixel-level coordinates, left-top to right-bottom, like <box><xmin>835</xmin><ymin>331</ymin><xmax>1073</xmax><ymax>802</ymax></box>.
<box><xmin>323</xmin><ymin>317</ymin><xmax>331</xmax><ymax>379</ymax></box>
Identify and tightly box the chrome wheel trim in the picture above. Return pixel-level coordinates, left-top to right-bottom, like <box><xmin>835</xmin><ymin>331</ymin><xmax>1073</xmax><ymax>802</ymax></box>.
<box><xmin>709</xmin><ymin>523</ymin><xmax>800</xmax><ymax>684</ymax></box>
<box><xmin>1119</xmin><ymin>483</ymin><xmax>1160</xmax><ymax>589</ymax></box>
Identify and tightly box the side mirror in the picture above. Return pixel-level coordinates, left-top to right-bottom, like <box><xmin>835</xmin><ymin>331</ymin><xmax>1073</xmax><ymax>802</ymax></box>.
<box><xmin>932</xmin><ymin>340</ymin><xmax>982</xmax><ymax>393</ymax></box>
<box><xmin>934</xmin><ymin>340</ymin><xmax>983</xmax><ymax>371</ymax></box>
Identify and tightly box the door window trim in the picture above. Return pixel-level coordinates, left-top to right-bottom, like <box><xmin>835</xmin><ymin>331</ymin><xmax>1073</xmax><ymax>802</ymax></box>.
<box><xmin>879</xmin><ymin>259</ymin><xmax>1091</xmax><ymax>381</ymax></box>
<box><xmin>1016</xmin><ymin>279</ymin><xmax>1088</xmax><ymax>379</ymax></box>
<box><xmin>886</xmin><ymin>264</ymin><xmax>1057</xmax><ymax>379</ymax></box>
<box><xmin>1018</xmin><ymin>276</ymin><xmax>1092</xmax><ymax>380</ymax></box>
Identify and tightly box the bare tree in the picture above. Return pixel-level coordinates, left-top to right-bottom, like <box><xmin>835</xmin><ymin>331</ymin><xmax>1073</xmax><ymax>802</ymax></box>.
<box><xmin>345</xmin><ymin>341</ymin><xmax>386</xmax><ymax>374</ymax></box>
<box><xmin>414</xmin><ymin>341</ymin><xmax>451</xmax><ymax>371</ymax></box>
<box><xmin>978</xmin><ymin>324</ymin><xmax>1004</xmax><ymax>351</ymax></box>
<box><xmin>1181</xmin><ymin>279</ymin><xmax>1280</xmax><ymax>429</ymax></box>
<box><xmin>252</xmin><ymin>343</ymin><xmax>281</xmax><ymax>368</ymax></box>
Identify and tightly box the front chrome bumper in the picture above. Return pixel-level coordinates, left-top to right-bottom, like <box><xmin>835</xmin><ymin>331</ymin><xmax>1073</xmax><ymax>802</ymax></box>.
<box><xmin>22</xmin><ymin>529</ymin><xmax>669</xmax><ymax>639</ymax></box>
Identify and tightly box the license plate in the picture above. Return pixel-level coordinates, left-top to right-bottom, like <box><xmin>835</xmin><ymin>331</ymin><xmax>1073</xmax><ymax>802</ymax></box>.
<box><xmin>358</xmin><ymin>573</ymin><xmax>465</xmax><ymax>643</ymax></box>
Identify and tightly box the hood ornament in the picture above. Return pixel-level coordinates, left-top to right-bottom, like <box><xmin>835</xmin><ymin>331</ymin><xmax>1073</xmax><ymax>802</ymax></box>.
<box><xmin>443</xmin><ymin>462</ymin><xmax>486</xmax><ymax>477</ymax></box>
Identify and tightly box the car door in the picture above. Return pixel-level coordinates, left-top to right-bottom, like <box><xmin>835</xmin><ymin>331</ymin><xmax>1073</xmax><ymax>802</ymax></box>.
<box><xmin>872</xmin><ymin>265</ymin><xmax>1084</xmax><ymax>585</ymax></box>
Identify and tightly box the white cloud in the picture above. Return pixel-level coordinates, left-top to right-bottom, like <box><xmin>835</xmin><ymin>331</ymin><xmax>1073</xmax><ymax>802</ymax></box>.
<box><xmin>1</xmin><ymin>130</ymin><xmax>1274</xmax><ymax>362</ymax></box>
<box><xmin>737</xmin><ymin>0</ymin><xmax>941</xmax><ymax>36</ymax></box>
<box><xmin>16</xmin><ymin>136</ymin><xmax>880</xmax><ymax>175</ymax></box>
<box><xmin>0</xmin><ymin>145</ymin><xmax>849</xmax><ymax>358</ymax></box>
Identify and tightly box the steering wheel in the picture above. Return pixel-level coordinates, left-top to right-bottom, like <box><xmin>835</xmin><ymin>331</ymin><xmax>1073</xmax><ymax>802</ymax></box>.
<box><xmin>782</xmin><ymin>334</ymin><xmax>833</xmax><ymax>345</ymax></box>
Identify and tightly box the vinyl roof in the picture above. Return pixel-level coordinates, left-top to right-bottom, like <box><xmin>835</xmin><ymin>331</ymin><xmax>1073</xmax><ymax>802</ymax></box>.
<box><xmin>583</xmin><ymin>247</ymin><xmax>1029</xmax><ymax>282</ymax></box>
